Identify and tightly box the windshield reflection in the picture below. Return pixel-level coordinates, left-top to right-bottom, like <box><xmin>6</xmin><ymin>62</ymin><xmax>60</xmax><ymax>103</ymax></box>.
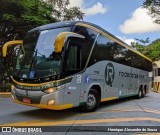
<box><xmin>15</xmin><ymin>27</ymin><xmax>71</xmax><ymax>79</ymax></box>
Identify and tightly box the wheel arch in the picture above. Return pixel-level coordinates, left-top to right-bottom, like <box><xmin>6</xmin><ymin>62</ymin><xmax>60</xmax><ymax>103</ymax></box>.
<box><xmin>88</xmin><ymin>83</ymin><xmax>102</xmax><ymax>100</ymax></box>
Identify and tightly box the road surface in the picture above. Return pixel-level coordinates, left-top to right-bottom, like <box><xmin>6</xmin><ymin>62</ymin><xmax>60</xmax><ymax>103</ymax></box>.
<box><xmin>0</xmin><ymin>92</ymin><xmax>160</xmax><ymax>135</ymax></box>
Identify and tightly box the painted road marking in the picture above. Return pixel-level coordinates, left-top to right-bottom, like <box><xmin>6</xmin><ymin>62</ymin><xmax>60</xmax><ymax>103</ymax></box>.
<box><xmin>0</xmin><ymin>117</ymin><xmax>160</xmax><ymax>126</ymax></box>
<box><xmin>79</xmin><ymin>108</ymin><xmax>142</xmax><ymax>116</ymax></box>
<box><xmin>0</xmin><ymin>107</ymin><xmax>160</xmax><ymax>126</ymax></box>
<box><xmin>133</xmin><ymin>133</ymin><xmax>160</xmax><ymax>135</ymax></box>
<box><xmin>79</xmin><ymin>107</ymin><xmax>160</xmax><ymax>116</ymax></box>
<box><xmin>0</xmin><ymin>106</ymin><xmax>160</xmax><ymax>127</ymax></box>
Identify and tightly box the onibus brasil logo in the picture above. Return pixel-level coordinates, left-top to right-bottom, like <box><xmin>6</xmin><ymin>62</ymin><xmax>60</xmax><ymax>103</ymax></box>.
<box><xmin>105</xmin><ymin>62</ymin><xmax>115</xmax><ymax>87</ymax></box>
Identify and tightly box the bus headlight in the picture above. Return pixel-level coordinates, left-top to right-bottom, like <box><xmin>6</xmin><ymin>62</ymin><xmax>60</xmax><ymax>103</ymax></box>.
<box><xmin>11</xmin><ymin>85</ymin><xmax>15</xmax><ymax>91</ymax></box>
<box><xmin>43</xmin><ymin>87</ymin><xmax>57</xmax><ymax>94</ymax></box>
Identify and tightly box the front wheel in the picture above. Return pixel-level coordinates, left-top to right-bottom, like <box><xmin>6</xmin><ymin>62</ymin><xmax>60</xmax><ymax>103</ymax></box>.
<box><xmin>79</xmin><ymin>89</ymin><xmax>100</xmax><ymax>112</ymax></box>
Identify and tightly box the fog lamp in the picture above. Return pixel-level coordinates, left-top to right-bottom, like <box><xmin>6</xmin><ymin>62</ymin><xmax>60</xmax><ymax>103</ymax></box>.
<box><xmin>44</xmin><ymin>87</ymin><xmax>57</xmax><ymax>94</ymax></box>
<box><xmin>48</xmin><ymin>100</ymin><xmax>55</xmax><ymax>105</ymax></box>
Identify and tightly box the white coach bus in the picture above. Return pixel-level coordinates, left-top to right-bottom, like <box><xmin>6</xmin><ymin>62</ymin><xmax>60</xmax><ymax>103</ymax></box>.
<box><xmin>2</xmin><ymin>21</ymin><xmax>152</xmax><ymax>112</ymax></box>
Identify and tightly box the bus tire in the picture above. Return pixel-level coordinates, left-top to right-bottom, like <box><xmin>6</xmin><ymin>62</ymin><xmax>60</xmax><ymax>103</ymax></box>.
<box><xmin>143</xmin><ymin>85</ymin><xmax>147</xmax><ymax>97</ymax></box>
<box><xmin>79</xmin><ymin>89</ymin><xmax>100</xmax><ymax>112</ymax></box>
<box><xmin>141</xmin><ymin>89</ymin><xmax>145</xmax><ymax>98</ymax></box>
<box><xmin>137</xmin><ymin>88</ymin><xmax>143</xmax><ymax>99</ymax></box>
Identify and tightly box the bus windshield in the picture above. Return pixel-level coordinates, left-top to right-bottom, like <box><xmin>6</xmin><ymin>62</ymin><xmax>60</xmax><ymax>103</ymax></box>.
<box><xmin>15</xmin><ymin>27</ymin><xmax>71</xmax><ymax>79</ymax></box>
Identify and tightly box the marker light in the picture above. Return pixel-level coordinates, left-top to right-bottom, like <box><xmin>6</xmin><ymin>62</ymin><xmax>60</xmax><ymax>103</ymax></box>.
<box><xmin>48</xmin><ymin>100</ymin><xmax>55</xmax><ymax>105</ymax></box>
<box><xmin>11</xmin><ymin>85</ymin><xmax>15</xmax><ymax>91</ymax></box>
<box><xmin>44</xmin><ymin>87</ymin><xmax>57</xmax><ymax>94</ymax></box>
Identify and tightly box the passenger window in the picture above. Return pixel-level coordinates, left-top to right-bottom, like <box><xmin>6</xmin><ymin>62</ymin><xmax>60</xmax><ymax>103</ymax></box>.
<box><xmin>91</xmin><ymin>35</ymin><xmax>114</xmax><ymax>63</ymax></box>
<box><xmin>73</xmin><ymin>26</ymin><xmax>98</xmax><ymax>68</ymax></box>
<box><xmin>67</xmin><ymin>45</ymin><xmax>81</xmax><ymax>70</ymax></box>
<box><xmin>65</xmin><ymin>40</ymin><xmax>82</xmax><ymax>75</ymax></box>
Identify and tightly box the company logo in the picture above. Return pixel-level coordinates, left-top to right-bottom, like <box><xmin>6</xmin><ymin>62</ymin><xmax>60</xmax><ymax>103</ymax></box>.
<box><xmin>85</xmin><ymin>76</ymin><xmax>90</xmax><ymax>83</ymax></box>
<box><xmin>105</xmin><ymin>63</ymin><xmax>115</xmax><ymax>87</ymax></box>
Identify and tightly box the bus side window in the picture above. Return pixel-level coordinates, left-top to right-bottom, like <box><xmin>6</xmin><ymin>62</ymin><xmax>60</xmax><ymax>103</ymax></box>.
<box><xmin>89</xmin><ymin>34</ymin><xmax>114</xmax><ymax>66</ymax></box>
<box><xmin>67</xmin><ymin>46</ymin><xmax>79</xmax><ymax>70</ymax></box>
<box><xmin>65</xmin><ymin>42</ymin><xmax>82</xmax><ymax>75</ymax></box>
<box><xmin>73</xmin><ymin>26</ymin><xmax>98</xmax><ymax>68</ymax></box>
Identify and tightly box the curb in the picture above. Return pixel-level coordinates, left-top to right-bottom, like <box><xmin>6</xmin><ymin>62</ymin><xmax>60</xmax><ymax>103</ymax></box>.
<box><xmin>0</xmin><ymin>92</ymin><xmax>11</xmax><ymax>98</ymax></box>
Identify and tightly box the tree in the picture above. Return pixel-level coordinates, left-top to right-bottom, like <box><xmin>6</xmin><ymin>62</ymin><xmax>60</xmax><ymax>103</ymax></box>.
<box><xmin>145</xmin><ymin>38</ymin><xmax>160</xmax><ymax>60</ymax></box>
<box><xmin>0</xmin><ymin>0</ymin><xmax>57</xmax><ymax>46</ymax></box>
<box><xmin>131</xmin><ymin>38</ymin><xmax>160</xmax><ymax>61</ymax></box>
<box><xmin>143</xmin><ymin>0</ymin><xmax>160</xmax><ymax>24</ymax></box>
<box><xmin>135</xmin><ymin>37</ymin><xmax>150</xmax><ymax>45</ymax></box>
<box><xmin>131</xmin><ymin>42</ymin><xmax>145</xmax><ymax>53</ymax></box>
<box><xmin>46</xmin><ymin>0</ymin><xmax>84</xmax><ymax>21</ymax></box>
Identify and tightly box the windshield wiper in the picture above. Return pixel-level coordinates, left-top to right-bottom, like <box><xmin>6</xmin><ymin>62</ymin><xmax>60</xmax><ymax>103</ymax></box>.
<box><xmin>47</xmin><ymin>52</ymin><xmax>62</xmax><ymax>61</ymax></box>
<box><xmin>29</xmin><ymin>49</ymin><xmax>38</xmax><ymax>73</ymax></box>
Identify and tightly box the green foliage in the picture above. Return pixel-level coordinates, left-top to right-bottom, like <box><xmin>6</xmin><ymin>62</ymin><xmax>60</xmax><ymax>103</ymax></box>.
<box><xmin>0</xmin><ymin>0</ymin><xmax>56</xmax><ymax>46</ymax></box>
<box><xmin>145</xmin><ymin>39</ymin><xmax>160</xmax><ymax>60</ymax></box>
<box><xmin>132</xmin><ymin>38</ymin><xmax>160</xmax><ymax>61</ymax></box>
<box><xmin>143</xmin><ymin>0</ymin><xmax>160</xmax><ymax>24</ymax></box>
<box><xmin>46</xmin><ymin>0</ymin><xmax>84</xmax><ymax>21</ymax></box>
<box><xmin>135</xmin><ymin>37</ymin><xmax>150</xmax><ymax>45</ymax></box>
<box><xmin>131</xmin><ymin>42</ymin><xmax>145</xmax><ymax>53</ymax></box>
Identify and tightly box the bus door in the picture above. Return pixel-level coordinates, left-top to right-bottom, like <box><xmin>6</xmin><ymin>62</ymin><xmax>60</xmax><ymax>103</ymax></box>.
<box><xmin>63</xmin><ymin>41</ymin><xmax>82</xmax><ymax>106</ymax></box>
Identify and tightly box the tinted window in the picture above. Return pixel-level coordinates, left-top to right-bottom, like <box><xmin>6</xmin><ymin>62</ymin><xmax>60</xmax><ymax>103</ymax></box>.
<box><xmin>73</xmin><ymin>26</ymin><xmax>98</xmax><ymax>68</ymax></box>
<box><xmin>127</xmin><ymin>50</ymin><xmax>152</xmax><ymax>72</ymax></box>
<box><xmin>91</xmin><ymin>35</ymin><xmax>114</xmax><ymax>63</ymax></box>
<box><xmin>66</xmin><ymin>44</ymin><xmax>81</xmax><ymax>71</ymax></box>
<box><xmin>89</xmin><ymin>34</ymin><xmax>152</xmax><ymax>72</ymax></box>
<box><xmin>89</xmin><ymin>34</ymin><xmax>129</xmax><ymax>66</ymax></box>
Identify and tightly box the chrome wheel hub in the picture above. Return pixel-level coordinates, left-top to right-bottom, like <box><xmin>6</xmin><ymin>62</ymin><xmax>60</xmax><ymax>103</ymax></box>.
<box><xmin>86</xmin><ymin>93</ymin><xmax>96</xmax><ymax>107</ymax></box>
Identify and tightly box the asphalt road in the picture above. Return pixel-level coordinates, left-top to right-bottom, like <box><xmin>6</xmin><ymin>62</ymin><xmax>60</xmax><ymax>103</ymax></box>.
<box><xmin>0</xmin><ymin>92</ymin><xmax>160</xmax><ymax>135</ymax></box>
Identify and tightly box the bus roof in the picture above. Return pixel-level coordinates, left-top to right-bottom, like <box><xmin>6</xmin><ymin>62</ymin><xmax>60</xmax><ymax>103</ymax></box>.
<box><xmin>29</xmin><ymin>21</ymin><xmax>152</xmax><ymax>62</ymax></box>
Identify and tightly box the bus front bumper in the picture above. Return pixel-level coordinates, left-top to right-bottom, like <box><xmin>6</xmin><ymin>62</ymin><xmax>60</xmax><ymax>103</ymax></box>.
<box><xmin>11</xmin><ymin>89</ymin><xmax>73</xmax><ymax>110</ymax></box>
<box><xmin>13</xmin><ymin>99</ymin><xmax>73</xmax><ymax>110</ymax></box>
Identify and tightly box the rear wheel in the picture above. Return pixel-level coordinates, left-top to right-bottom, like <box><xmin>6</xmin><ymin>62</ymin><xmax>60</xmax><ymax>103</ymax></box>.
<box><xmin>142</xmin><ymin>89</ymin><xmax>145</xmax><ymax>98</ymax></box>
<box><xmin>79</xmin><ymin>89</ymin><xmax>100</xmax><ymax>112</ymax></box>
<box><xmin>137</xmin><ymin>87</ymin><xmax>143</xmax><ymax>99</ymax></box>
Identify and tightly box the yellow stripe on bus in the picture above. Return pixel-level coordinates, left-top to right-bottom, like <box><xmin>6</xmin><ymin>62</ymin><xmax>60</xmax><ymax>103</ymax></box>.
<box><xmin>12</xmin><ymin>76</ymin><xmax>72</xmax><ymax>87</ymax></box>
<box><xmin>101</xmin><ymin>97</ymin><xmax>117</xmax><ymax>102</ymax></box>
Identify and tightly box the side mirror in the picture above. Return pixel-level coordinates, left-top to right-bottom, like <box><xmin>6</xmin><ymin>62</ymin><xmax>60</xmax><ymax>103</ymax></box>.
<box><xmin>2</xmin><ymin>40</ymin><xmax>23</xmax><ymax>57</ymax></box>
<box><xmin>54</xmin><ymin>32</ymin><xmax>85</xmax><ymax>53</ymax></box>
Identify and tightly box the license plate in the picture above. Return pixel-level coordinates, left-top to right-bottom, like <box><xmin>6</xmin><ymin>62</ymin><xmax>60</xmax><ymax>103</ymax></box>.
<box><xmin>23</xmin><ymin>98</ymin><xmax>31</xmax><ymax>104</ymax></box>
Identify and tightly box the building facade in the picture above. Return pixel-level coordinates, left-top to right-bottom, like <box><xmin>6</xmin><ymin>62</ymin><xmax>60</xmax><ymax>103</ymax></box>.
<box><xmin>153</xmin><ymin>60</ymin><xmax>160</xmax><ymax>91</ymax></box>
